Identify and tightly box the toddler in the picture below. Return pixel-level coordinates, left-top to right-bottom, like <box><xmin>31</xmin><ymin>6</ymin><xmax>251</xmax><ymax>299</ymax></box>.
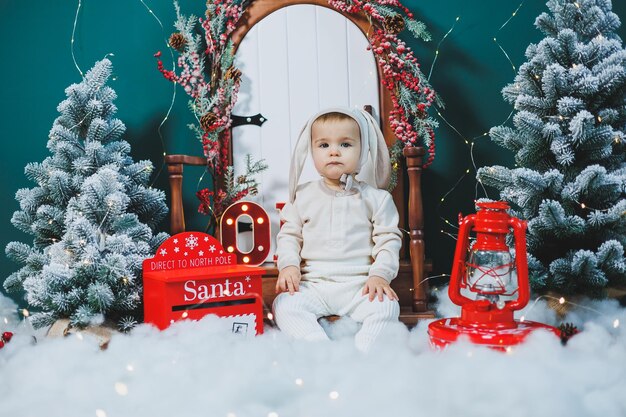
<box><xmin>273</xmin><ymin>107</ymin><xmax>402</xmax><ymax>351</ymax></box>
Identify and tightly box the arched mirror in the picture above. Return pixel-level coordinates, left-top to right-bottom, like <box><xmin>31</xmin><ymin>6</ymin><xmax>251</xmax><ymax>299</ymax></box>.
<box><xmin>231</xmin><ymin>4</ymin><xmax>380</xmax><ymax>261</ymax></box>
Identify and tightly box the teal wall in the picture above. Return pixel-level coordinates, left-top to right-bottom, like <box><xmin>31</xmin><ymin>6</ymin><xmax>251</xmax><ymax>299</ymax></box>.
<box><xmin>1</xmin><ymin>1</ymin><xmax>625</xmax><ymax>305</ymax></box>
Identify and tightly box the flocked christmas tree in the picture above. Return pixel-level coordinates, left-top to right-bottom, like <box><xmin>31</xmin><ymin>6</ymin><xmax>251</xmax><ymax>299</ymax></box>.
<box><xmin>4</xmin><ymin>59</ymin><xmax>168</xmax><ymax>330</ymax></box>
<box><xmin>477</xmin><ymin>0</ymin><xmax>626</xmax><ymax>297</ymax></box>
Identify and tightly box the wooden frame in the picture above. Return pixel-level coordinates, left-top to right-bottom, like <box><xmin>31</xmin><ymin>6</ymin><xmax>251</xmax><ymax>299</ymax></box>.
<box><xmin>165</xmin><ymin>0</ymin><xmax>433</xmax><ymax>324</ymax></box>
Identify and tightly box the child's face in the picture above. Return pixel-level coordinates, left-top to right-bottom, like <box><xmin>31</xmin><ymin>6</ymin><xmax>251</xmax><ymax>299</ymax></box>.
<box><xmin>311</xmin><ymin>117</ymin><xmax>361</xmax><ymax>182</ymax></box>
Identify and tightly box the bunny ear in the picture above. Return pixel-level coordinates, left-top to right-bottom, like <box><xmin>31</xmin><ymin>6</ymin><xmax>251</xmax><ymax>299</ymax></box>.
<box><xmin>289</xmin><ymin>121</ymin><xmax>313</xmax><ymax>203</ymax></box>
<box><xmin>359</xmin><ymin>110</ymin><xmax>391</xmax><ymax>189</ymax></box>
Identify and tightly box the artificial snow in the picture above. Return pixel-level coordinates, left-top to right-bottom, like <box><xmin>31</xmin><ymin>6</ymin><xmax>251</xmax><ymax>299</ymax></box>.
<box><xmin>0</xmin><ymin>291</ymin><xmax>625</xmax><ymax>417</ymax></box>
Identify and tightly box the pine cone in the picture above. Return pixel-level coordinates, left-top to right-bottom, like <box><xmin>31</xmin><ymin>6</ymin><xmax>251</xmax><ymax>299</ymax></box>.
<box><xmin>558</xmin><ymin>322</ymin><xmax>579</xmax><ymax>345</ymax></box>
<box><xmin>169</xmin><ymin>32</ymin><xmax>187</xmax><ymax>52</ymax></box>
<box><xmin>384</xmin><ymin>14</ymin><xmax>405</xmax><ymax>35</ymax></box>
<box><xmin>225</xmin><ymin>66</ymin><xmax>242</xmax><ymax>83</ymax></box>
<box><xmin>248</xmin><ymin>186</ymin><xmax>258</xmax><ymax>196</ymax></box>
<box><xmin>200</xmin><ymin>112</ymin><xmax>219</xmax><ymax>132</ymax></box>
<box><xmin>237</xmin><ymin>175</ymin><xmax>247</xmax><ymax>184</ymax></box>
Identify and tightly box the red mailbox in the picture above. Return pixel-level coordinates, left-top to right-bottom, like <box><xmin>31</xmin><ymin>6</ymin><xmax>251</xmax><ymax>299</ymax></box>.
<box><xmin>143</xmin><ymin>232</ymin><xmax>265</xmax><ymax>336</ymax></box>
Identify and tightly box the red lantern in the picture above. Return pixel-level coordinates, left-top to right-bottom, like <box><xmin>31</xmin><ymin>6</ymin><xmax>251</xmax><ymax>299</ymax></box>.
<box><xmin>428</xmin><ymin>201</ymin><xmax>559</xmax><ymax>349</ymax></box>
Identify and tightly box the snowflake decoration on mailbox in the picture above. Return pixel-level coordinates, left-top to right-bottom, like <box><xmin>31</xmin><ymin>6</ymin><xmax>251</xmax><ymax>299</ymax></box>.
<box><xmin>143</xmin><ymin>232</ymin><xmax>265</xmax><ymax>335</ymax></box>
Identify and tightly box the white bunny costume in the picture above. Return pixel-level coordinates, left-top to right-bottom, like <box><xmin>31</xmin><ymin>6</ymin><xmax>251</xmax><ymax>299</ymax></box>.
<box><xmin>273</xmin><ymin>107</ymin><xmax>402</xmax><ymax>352</ymax></box>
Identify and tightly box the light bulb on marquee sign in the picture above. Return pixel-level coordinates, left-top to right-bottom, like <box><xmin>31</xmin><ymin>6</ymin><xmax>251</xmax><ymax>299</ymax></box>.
<box><xmin>220</xmin><ymin>201</ymin><xmax>271</xmax><ymax>266</ymax></box>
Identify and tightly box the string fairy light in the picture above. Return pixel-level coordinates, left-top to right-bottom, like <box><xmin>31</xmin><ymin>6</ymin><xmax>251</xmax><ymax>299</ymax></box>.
<box><xmin>525</xmin><ymin>294</ymin><xmax>599</xmax><ymax>317</ymax></box>
<box><xmin>426</xmin><ymin>1</ymin><xmax>525</xmax><ymax>245</ymax></box>
<box><xmin>71</xmin><ymin>0</ymin><xmax>84</xmax><ymax>77</ymax></box>
<box><xmin>427</xmin><ymin>16</ymin><xmax>461</xmax><ymax>81</ymax></box>
<box><xmin>521</xmin><ymin>293</ymin><xmax>623</xmax><ymax>335</ymax></box>
<box><xmin>493</xmin><ymin>1</ymin><xmax>526</xmax><ymax>73</ymax></box>
<box><xmin>138</xmin><ymin>0</ymin><xmax>177</xmax><ymax>188</ymax></box>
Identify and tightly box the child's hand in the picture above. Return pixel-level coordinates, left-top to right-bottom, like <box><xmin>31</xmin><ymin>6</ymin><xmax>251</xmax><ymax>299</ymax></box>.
<box><xmin>276</xmin><ymin>265</ymin><xmax>301</xmax><ymax>295</ymax></box>
<box><xmin>362</xmin><ymin>276</ymin><xmax>398</xmax><ymax>302</ymax></box>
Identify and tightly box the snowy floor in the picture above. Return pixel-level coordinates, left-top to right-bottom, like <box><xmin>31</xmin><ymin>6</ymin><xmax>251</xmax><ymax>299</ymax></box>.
<box><xmin>0</xmin><ymin>291</ymin><xmax>624</xmax><ymax>417</ymax></box>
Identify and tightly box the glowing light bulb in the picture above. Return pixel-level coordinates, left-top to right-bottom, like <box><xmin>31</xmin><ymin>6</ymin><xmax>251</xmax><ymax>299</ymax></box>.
<box><xmin>329</xmin><ymin>391</ymin><xmax>340</xmax><ymax>400</ymax></box>
<box><xmin>520</xmin><ymin>315</ymin><xmax>526</xmax><ymax>322</ymax></box>
<box><xmin>257</xmin><ymin>245</ymin><xmax>264</xmax><ymax>251</ymax></box>
<box><xmin>243</xmin><ymin>256</ymin><xmax>250</xmax><ymax>263</ymax></box>
<box><xmin>227</xmin><ymin>246</ymin><xmax>234</xmax><ymax>253</ymax></box>
<box><xmin>581</xmin><ymin>203</ymin><xmax>586</xmax><ymax>209</ymax></box>
<box><xmin>241</xmin><ymin>204</ymin><xmax>248</xmax><ymax>212</ymax></box>
<box><xmin>226</xmin><ymin>218</ymin><xmax>234</xmax><ymax>225</ymax></box>
<box><xmin>126</xmin><ymin>364</ymin><xmax>134</xmax><ymax>372</ymax></box>
<box><xmin>114</xmin><ymin>382</ymin><xmax>128</xmax><ymax>396</ymax></box>
<box><xmin>295</xmin><ymin>378</ymin><xmax>303</xmax><ymax>386</ymax></box>
<box><xmin>598</xmin><ymin>116</ymin><xmax>602</xmax><ymax>122</ymax></box>
<box><xmin>559</xmin><ymin>297</ymin><xmax>565</xmax><ymax>304</ymax></box>
<box><xmin>22</xmin><ymin>309</ymin><xmax>30</xmax><ymax>317</ymax></box>
<box><xmin>257</xmin><ymin>217</ymin><xmax>264</xmax><ymax>224</ymax></box>
<box><xmin>614</xmin><ymin>319</ymin><xmax>620</xmax><ymax>328</ymax></box>
<box><xmin>267</xmin><ymin>313</ymin><xmax>274</xmax><ymax>320</ymax></box>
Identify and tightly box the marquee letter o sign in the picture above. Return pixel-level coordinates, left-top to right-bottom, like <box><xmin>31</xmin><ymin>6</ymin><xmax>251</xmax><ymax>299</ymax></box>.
<box><xmin>220</xmin><ymin>201</ymin><xmax>270</xmax><ymax>266</ymax></box>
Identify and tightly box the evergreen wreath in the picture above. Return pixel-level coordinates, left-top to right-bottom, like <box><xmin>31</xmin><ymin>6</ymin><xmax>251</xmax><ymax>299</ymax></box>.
<box><xmin>156</xmin><ymin>0</ymin><xmax>438</xmax><ymax>205</ymax></box>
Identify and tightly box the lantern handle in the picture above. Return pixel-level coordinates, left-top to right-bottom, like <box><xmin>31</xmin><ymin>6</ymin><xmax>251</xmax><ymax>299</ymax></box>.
<box><xmin>448</xmin><ymin>214</ymin><xmax>475</xmax><ymax>306</ymax></box>
<box><xmin>506</xmin><ymin>217</ymin><xmax>530</xmax><ymax>311</ymax></box>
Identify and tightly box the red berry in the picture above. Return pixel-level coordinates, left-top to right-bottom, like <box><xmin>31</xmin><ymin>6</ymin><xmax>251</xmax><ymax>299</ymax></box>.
<box><xmin>2</xmin><ymin>332</ymin><xmax>13</xmax><ymax>342</ymax></box>
<box><xmin>0</xmin><ymin>340</ymin><xmax>4</xmax><ymax>349</ymax></box>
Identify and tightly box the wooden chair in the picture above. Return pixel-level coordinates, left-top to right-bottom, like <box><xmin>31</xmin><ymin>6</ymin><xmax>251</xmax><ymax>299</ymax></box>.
<box><xmin>165</xmin><ymin>0</ymin><xmax>434</xmax><ymax>326</ymax></box>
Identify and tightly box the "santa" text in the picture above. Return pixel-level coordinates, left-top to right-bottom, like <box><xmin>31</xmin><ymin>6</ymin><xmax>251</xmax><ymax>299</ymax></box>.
<box><xmin>183</xmin><ymin>279</ymin><xmax>246</xmax><ymax>302</ymax></box>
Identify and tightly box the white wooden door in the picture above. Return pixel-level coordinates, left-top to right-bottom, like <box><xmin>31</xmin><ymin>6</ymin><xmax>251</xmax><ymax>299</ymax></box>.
<box><xmin>232</xmin><ymin>4</ymin><xmax>380</xmax><ymax>261</ymax></box>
